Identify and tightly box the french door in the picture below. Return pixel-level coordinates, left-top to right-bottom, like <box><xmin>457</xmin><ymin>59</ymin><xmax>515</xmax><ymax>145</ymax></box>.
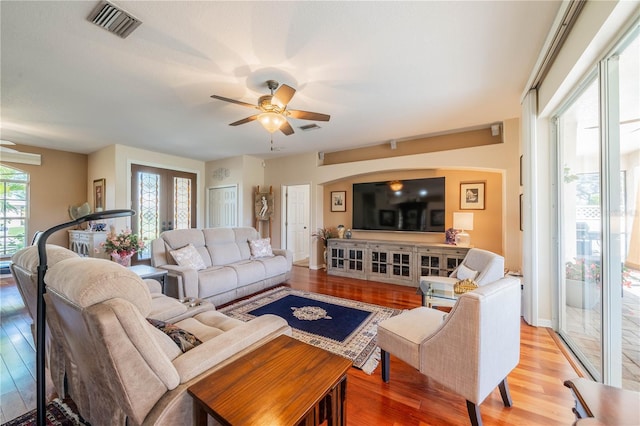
<box><xmin>555</xmin><ymin>28</ymin><xmax>639</xmax><ymax>390</ymax></box>
<box><xmin>131</xmin><ymin>164</ymin><xmax>197</xmax><ymax>261</ymax></box>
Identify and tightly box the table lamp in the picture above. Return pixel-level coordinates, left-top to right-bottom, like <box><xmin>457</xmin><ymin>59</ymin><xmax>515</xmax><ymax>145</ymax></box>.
<box><xmin>35</xmin><ymin>209</ymin><xmax>135</xmax><ymax>425</ymax></box>
<box><xmin>453</xmin><ymin>212</ymin><xmax>474</xmax><ymax>247</ymax></box>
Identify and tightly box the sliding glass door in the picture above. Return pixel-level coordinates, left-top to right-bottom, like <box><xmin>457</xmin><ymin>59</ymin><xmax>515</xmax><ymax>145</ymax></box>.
<box><xmin>556</xmin><ymin>27</ymin><xmax>639</xmax><ymax>390</ymax></box>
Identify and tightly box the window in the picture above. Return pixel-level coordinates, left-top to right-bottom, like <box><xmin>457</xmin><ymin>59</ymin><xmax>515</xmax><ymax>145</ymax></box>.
<box><xmin>0</xmin><ymin>165</ymin><xmax>28</xmax><ymax>258</ymax></box>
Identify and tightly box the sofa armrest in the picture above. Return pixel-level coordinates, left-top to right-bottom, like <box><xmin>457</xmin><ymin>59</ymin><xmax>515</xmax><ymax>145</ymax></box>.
<box><xmin>272</xmin><ymin>248</ymin><xmax>293</xmax><ymax>270</ymax></box>
<box><xmin>155</xmin><ymin>265</ymin><xmax>199</xmax><ymax>298</ymax></box>
<box><xmin>172</xmin><ymin>314</ymin><xmax>291</xmax><ymax>383</ymax></box>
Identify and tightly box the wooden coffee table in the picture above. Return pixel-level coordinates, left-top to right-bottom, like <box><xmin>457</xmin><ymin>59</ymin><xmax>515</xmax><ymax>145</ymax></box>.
<box><xmin>188</xmin><ymin>335</ymin><xmax>352</xmax><ymax>425</ymax></box>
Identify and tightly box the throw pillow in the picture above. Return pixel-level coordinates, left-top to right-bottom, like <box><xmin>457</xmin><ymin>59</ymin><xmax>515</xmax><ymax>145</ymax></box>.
<box><xmin>170</xmin><ymin>243</ymin><xmax>206</xmax><ymax>270</ymax></box>
<box><xmin>147</xmin><ymin>318</ymin><xmax>202</xmax><ymax>353</ymax></box>
<box><xmin>249</xmin><ymin>238</ymin><xmax>273</xmax><ymax>259</ymax></box>
<box><xmin>456</xmin><ymin>263</ymin><xmax>478</xmax><ymax>281</ymax></box>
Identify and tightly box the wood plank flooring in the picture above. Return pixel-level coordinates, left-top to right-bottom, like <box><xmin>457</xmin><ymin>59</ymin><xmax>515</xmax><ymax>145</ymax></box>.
<box><xmin>0</xmin><ymin>267</ymin><xmax>580</xmax><ymax>425</ymax></box>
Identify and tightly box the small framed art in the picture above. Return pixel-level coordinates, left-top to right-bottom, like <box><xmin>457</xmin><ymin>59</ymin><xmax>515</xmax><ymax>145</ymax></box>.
<box><xmin>331</xmin><ymin>191</ymin><xmax>346</xmax><ymax>212</ymax></box>
<box><xmin>93</xmin><ymin>178</ymin><xmax>106</xmax><ymax>212</ymax></box>
<box><xmin>460</xmin><ymin>182</ymin><xmax>485</xmax><ymax>210</ymax></box>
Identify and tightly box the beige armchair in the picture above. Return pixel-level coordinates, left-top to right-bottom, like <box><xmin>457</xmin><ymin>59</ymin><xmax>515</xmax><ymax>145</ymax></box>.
<box><xmin>377</xmin><ymin>277</ymin><xmax>521</xmax><ymax>426</ymax></box>
<box><xmin>45</xmin><ymin>257</ymin><xmax>291</xmax><ymax>426</ymax></box>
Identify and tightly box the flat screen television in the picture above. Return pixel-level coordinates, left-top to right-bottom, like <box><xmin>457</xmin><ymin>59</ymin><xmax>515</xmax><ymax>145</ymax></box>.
<box><xmin>352</xmin><ymin>177</ymin><xmax>445</xmax><ymax>232</ymax></box>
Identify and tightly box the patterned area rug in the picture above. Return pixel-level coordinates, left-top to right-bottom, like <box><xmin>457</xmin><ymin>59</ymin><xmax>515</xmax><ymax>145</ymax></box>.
<box><xmin>1</xmin><ymin>399</ymin><xmax>88</xmax><ymax>426</ymax></box>
<box><xmin>219</xmin><ymin>287</ymin><xmax>401</xmax><ymax>374</ymax></box>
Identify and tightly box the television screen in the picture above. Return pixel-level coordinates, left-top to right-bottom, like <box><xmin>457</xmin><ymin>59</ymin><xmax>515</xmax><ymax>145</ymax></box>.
<box><xmin>352</xmin><ymin>177</ymin><xmax>445</xmax><ymax>232</ymax></box>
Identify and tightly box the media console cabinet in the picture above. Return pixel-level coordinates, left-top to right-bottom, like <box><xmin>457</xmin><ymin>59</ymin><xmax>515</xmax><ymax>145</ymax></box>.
<box><xmin>327</xmin><ymin>238</ymin><xmax>470</xmax><ymax>287</ymax></box>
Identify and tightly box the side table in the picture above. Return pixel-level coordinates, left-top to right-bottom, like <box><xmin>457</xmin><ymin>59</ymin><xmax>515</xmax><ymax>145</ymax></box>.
<box><xmin>128</xmin><ymin>264</ymin><xmax>168</xmax><ymax>294</ymax></box>
<box><xmin>418</xmin><ymin>275</ymin><xmax>459</xmax><ymax>308</ymax></box>
<box><xmin>188</xmin><ymin>335</ymin><xmax>352</xmax><ymax>425</ymax></box>
<box><xmin>564</xmin><ymin>377</ymin><xmax>640</xmax><ymax>424</ymax></box>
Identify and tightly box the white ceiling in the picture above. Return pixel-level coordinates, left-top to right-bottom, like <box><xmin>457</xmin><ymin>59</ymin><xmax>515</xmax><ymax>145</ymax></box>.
<box><xmin>0</xmin><ymin>1</ymin><xmax>562</xmax><ymax>161</ymax></box>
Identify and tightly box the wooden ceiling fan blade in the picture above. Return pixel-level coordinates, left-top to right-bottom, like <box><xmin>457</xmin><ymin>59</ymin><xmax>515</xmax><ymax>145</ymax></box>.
<box><xmin>211</xmin><ymin>95</ymin><xmax>257</xmax><ymax>109</ymax></box>
<box><xmin>288</xmin><ymin>110</ymin><xmax>330</xmax><ymax>121</ymax></box>
<box><xmin>280</xmin><ymin>120</ymin><xmax>294</xmax><ymax>136</ymax></box>
<box><xmin>229</xmin><ymin>115</ymin><xmax>258</xmax><ymax>126</ymax></box>
<box><xmin>272</xmin><ymin>84</ymin><xmax>296</xmax><ymax>107</ymax></box>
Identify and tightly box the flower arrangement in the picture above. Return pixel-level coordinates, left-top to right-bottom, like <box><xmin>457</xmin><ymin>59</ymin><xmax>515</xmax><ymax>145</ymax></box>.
<box><xmin>565</xmin><ymin>258</ymin><xmax>601</xmax><ymax>284</ymax></box>
<box><xmin>102</xmin><ymin>229</ymin><xmax>145</xmax><ymax>257</ymax></box>
<box><xmin>312</xmin><ymin>227</ymin><xmax>337</xmax><ymax>247</ymax></box>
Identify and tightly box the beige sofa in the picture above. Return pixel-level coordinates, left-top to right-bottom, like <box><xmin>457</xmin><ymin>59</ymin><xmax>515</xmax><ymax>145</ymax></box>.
<box><xmin>45</xmin><ymin>257</ymin><xmax>291</xmax><ymax>426</ymax></box>
<box><xmin>151</xmin><ymin>227</ymin><xmax>293</xmax><ymax>306</ymax></box>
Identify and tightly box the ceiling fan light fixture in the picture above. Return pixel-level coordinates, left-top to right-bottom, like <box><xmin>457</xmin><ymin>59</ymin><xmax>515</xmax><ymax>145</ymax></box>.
<box><xmin>258</xmin><ymin>112</ymin><xmax>285</xmax><ymax>133</ymax></box>
<box><xmin>389</xmin><ymin>180</ymin><xmax>403</xmax><ymax>191</ymax></box>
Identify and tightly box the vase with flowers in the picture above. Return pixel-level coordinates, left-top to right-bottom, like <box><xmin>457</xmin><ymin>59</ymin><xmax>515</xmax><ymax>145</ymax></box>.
<box><xmin>565</xmin><ymin>258</ymin><xmax>600</xmax><ymax>309</ymax></box>
<box><xmin>102</xmin><ymin>229</ymin><xmax>145</xmax><ymax>267</ymax></box>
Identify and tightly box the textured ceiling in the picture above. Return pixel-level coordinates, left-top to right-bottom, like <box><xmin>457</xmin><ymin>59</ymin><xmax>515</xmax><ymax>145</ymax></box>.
<box><xmin>0</xmin><ymin>1</ymin><xmax>561</xmax><ymax>161</ymax></box>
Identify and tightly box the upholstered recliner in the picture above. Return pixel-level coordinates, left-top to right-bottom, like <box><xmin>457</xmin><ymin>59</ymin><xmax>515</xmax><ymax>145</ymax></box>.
<box><xmin>419</xmin><ymin>248</ymin><xmax>505</xmax><ymax>306</ymax></box>
<box><xmin>10</xmin><ymin>244</ymin><xmax>80</xmax><ymax>398</ymax></box>
<box><xmin>45</xmin><ymin>257</ymin><xmax>291</xmax><ymax>426</ymax></box>
<box><xmin>377</xmin><ymin>277</ymin><xmax>521</xmax><ymax>426</ymax></box>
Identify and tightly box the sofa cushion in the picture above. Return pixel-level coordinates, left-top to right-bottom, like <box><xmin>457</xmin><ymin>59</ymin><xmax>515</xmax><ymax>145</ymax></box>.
<box><xmin>198</xmin><ymin>266</ymin><xmax>238</xmax><ymax>299</ymax></box>
<box><xmin>12</xmin><ymin>244</ymin><xmax>79</xmax><ymax>273</ymax></box>
<box><xmin>170</xmin><ymin>243</ymin><xmax>206</xmax><ymax>270</ymax></box>
<box><xmin>204</xmin><ymin>228</ymin><xmax>243</xmax><ymax>265</ymax></box>
<box><xmin>161</xmin><ymin>229</ymin><xmax>212</xmax><ymax>267</ymax></box>
<box><xmin>147</xmin><ymin>318</ymin><xmax>202</xmax><ymax>353</ymax></box>
<box><xmin>249</xmin><ymin>238</ymin><xmax>273</xmax><ymax>259</ymax></box>
<box><xmin>228</xmin><ymin>261</ymin><xmax>266</xmax><ymax>287</ymax></box>
<box><xmin>255</xmin><ymin>255</ymin><xmax>289</xmax><ymax>278</ymax></box>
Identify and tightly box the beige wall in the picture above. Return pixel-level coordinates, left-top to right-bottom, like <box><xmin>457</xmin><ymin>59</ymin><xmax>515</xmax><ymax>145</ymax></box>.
<box><xmin>265</xmin><ymin>118</ymin><xmax>522</xmax><ymax>271</ymax></box>
<box><xmin>323</xmin><ymin>169</ymin><xmax>503</xmax><ymax>254</ymax></box>
<box><xmin>1</xmin><ymin>144</ymin><xmax>87</xmax><ymax>248</ymax></box>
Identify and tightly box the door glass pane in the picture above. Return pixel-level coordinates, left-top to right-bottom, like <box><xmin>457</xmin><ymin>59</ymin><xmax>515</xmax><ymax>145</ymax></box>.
<box><xmin>138</xmin><ymin>172</ymin><xmax>160</xmax><ymax>260</ymax></box>
<box><xmin>174</xmin><ymin>177</ymin><xmax>192</xmax><ymax>229</ymax></box>
<box><xmin>618</xmin><ymin>33</ymin><xmax>640</xmax><ymax>391</ymax></box>
<box><xmin>559</xmin><ymin>77</ymin><xmax>602</xmax><ymax>379</ymax></box>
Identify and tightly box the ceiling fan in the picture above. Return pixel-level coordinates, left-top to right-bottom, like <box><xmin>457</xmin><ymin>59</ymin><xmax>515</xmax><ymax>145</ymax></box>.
<box><xmin>211</xmin><ymin>80</ymin><xmax>330</xmax><ymax>136</ymax></box>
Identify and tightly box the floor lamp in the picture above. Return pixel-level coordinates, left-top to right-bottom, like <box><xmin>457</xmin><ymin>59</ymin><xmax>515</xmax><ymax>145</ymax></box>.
<box><xmin>35</xmin><ymin>209</ymin><xmax>134</xmax><ymax>425</ymax></box>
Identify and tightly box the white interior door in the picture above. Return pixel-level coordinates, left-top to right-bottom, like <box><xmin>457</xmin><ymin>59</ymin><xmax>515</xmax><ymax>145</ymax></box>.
<box><xmin>285</xmin><ymin>184</ymin><xmax>310</xmax><ymax>262</ymax></box>
<box><xmin>207</xmin><ymin>185</ymin><xmax>238</xmax><ymax>228</ymax></box>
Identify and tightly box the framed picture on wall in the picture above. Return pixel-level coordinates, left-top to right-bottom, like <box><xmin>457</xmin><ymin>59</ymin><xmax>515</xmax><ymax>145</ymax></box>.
<box><xmin>331</xmin><ymin>191</ymin><xmax>346</xmax><ymax>212</ymax></box>
<box><xmin>93</xmin><ymin>178</ymin><xmax>105</xmax><ymax>212</ymax></box>
<box><xmin>460</xmin><ymin>181</ymin><xmax>485</xmax><ymax>210</ymax></box>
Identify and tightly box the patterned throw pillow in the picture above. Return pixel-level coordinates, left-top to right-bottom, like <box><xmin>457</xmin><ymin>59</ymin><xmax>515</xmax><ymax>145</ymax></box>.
<box><xmin>147</xmin><ymin>318</ymin><xmax>202</xmax><ymax>353</ymax></box>
<box><xmin>170</xmin><ymin>243</ymin><xmax>206</xmax><ymax>270</ymax></box>
<box><xmin>249</xmin><ymin>238</ymin><xmax>274</xmax><ymax>259</ymax></box>
<box><xmin>456</xmin><ymin>263</ymin><xmax>478</xmax><ymax>281</ymax></box>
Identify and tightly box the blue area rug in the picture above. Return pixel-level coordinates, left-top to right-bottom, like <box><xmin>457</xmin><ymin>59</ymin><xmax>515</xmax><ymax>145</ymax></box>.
<box><xmin>220</xmin><ymin>287</ymin><xmax>401</xmax><ymax>374</ymax></box>
<box><xmin>248</xmin><ymin>294</ymin><xmax>370</xmax><ymax>342</ymax></box>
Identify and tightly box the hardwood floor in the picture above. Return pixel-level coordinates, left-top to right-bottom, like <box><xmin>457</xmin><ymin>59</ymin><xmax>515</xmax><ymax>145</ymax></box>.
<box><xmin>0</xmin><ymin>267</ymin><xmax>580</xmax><ymax>425</ymax></box>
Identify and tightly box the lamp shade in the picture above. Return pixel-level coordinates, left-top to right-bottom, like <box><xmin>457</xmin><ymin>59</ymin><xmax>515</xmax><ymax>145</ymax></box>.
<box><xmin>453</xmin><ymin>212</ymin><xmax>474</xmax><ymax>231</ymax></box>
<box><xmin>258</xmin><ymin>112</ymin><xmax>285</xmax><ymax>133</ymax></box>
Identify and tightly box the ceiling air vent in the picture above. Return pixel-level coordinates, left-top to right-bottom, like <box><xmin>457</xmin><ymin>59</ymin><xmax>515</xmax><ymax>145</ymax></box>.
<box><xmin>87</xmin><ymin>1</ymin><xmax>142</xmax><ymax>39</ymax></box>
<box><xmin>299</xmin><ymin>124</ymin><xmax>321</xmax><ymax>132</ymax></box>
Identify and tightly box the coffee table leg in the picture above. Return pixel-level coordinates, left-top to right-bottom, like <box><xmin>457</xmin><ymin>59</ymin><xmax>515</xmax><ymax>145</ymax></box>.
<box><xmin>193</xmin><ymin>401</ymin><xmax>208</xmax><ymax>426</ymax></box>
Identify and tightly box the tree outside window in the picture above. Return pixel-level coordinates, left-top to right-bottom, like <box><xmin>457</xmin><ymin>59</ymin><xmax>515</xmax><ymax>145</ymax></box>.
<box><xmin>0</xmin><ymin>165</ymin><xmax>28</xmax><ymax>258</ymax></box>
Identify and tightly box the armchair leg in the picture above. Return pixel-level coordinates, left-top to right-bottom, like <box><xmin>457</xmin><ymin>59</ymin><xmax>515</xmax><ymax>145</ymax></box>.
<box><xmin>381</xmin><ymin>349</ymin><xmax>390</xmax><ymax>383</ymax></box>
<box><xmin>498</xmin><ymin>378</ymin><xmax>513</xmax><ymax>407</ymax></box>
<box><xmin>466</xmin><ymin>400</ymin><xmax>482</xmax><ymax>426</ymax></box>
